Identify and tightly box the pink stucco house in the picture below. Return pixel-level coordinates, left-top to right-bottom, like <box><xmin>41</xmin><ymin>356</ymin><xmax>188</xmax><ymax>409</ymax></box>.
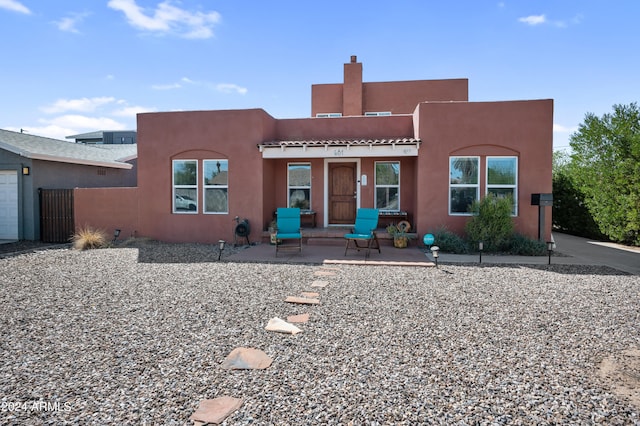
<box><xmin>75</xmin><ymin>56</ymin><xmax>553</xmax><ymax>244</ymax></box>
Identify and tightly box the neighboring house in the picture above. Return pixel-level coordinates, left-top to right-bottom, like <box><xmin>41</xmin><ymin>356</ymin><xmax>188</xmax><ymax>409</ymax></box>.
<box><xmin>0</xmin><ymin>129</ymin><xmax>137</xmax><ymax>240</ymax></box>
<box><xmin>74</xmin><ymin>56</ymin><xmax>553</xmax><ymax>244</ymax></box>
<box><xmin>66</xmin><ymin>130</ymin><xmax>137</xmax><ymax>145</ymax></box>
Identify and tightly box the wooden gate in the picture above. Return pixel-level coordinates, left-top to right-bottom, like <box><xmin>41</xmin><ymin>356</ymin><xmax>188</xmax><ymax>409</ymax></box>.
<box><xmin>39</xmin><ymin>189</ymin><xmax>74</xmax><ymax>243</ymax></box>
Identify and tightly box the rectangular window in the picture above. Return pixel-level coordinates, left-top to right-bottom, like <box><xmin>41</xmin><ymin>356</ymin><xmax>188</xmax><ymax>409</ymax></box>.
<box><xmin>365</xmin><ymin>111</ymin><xmax>392</xmax><ymax>116</ymax></box>
<box><xmin>203</xmin><ymin>160</ymin><xmax>229</xmax><ymax>214</ymax></box>
<box><xmin>487</xmin><ymin>156</ymin><xmax>518</xmax><ymax>215</ymax></box>
<box><xmin>449</xmin><ymin>156</ymin><xmax>479</xmax><ymax>215</ymax></box>
<box><xmin>375</xmin><ymin>161</ymin><xmax>400</xmax><ymax>211</ymax></box>
<box><xmin>173</xmin><ymin>160</ymin><xmax>198</xmax><ymax>213</ymax></box>
<box><xmin>288</xmin><ymin>163</ymin><xmax>311</xmax><ymax>210</ymax></box>
<box><xmin>315</xmin><ymin>113</ymin><xmax>342</xmax><ymax>118</ymax></box>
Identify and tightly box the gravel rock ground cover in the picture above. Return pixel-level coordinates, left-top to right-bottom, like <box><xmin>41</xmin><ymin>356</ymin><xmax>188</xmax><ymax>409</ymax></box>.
<box><xmin>0</xmin><ymin>241</ymin><xmax>639</xmax><ymax>425</ymax></box>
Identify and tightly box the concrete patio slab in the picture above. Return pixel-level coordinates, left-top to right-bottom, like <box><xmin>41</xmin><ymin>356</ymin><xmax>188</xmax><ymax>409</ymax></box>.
<box><xmin>225</xmin><ymin>243</ymin><xmax>433</xmax><ymax>266</ymax></box>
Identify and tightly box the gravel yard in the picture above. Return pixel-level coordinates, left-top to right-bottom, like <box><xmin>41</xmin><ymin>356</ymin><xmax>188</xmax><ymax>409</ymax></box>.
<box><xmin>1</xmin><ymin>241</ymin><xmax>639</xmax><ymax>425</ymax></box>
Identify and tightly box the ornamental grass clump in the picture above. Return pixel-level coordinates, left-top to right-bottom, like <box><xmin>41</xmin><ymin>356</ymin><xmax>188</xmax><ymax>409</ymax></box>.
<box><xmin>72</xmin><ymin>227</ymin><xmax>108</xmax><ymax>250</ymax></box>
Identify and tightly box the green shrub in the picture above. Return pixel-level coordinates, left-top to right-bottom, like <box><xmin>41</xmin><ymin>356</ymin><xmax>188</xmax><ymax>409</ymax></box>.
<box><xmin>465</xmin><ymin>193</ymin><xmax>515</xmax><ymax>252</ymax></box>
<box><xmin>72</xmin><ymin>227</ymin><xmax>108</xmax><ymax>250</ymax></box>
<box><xmin>429</xmin><ymin>227</ymin><xmax>469</xmax><ymax>254</ymax></box>
<box><xmin>507</xmin><ymin>234</ymin><xmax>547</xmax><ymax>255</ymax></box>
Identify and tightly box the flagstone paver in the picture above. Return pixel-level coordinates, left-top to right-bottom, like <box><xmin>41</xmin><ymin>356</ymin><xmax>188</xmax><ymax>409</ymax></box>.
<box><xmin>189</xmin><ymin>396</ymin><xmax>243</xmax><ymax>425</ymax></box>
<box><xmin>265</xmin><ymin>317</ymin><xmax>303</xmax><ymax>334</ymax></box>
<box><xmin>310</xmin><ymin>280</ymin><xmax>329</xmax><ymax>288</ymax></box>
<box><xmin>300</xmin><ymin>291</ymin><xmax>320</xmax><ymax>298</ymax></box>
<box><xmin>313</xmin><ymin>270</ymin><xmax>336</xmax><ymax>276</ymax></box>
<box><xmin>221</xmin><ymin>347</ymin><xmax>273</xmax><ymax>370</ymax></box>
<box><xmin>285</xmin><ymin>296</ymin><xmax>320</xmax><ymax>305</ymax></box>
<box><xmin>287</xmin><ymin>313</ymin><xmax>310</xmax><ymax>323</ymax></box>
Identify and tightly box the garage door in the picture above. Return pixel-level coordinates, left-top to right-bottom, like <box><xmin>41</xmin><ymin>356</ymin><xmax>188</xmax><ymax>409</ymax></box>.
<box><xmin>0</xmin><ymin>170</ymin><xmax>18</xmax><ymax>240</ymax></box>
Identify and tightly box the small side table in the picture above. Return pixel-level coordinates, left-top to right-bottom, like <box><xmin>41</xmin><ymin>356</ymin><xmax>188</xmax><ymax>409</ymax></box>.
<box><xmin>300</xmin><ymin>210</ymin><xmax>317</xmax><ymax>228</ymax></box>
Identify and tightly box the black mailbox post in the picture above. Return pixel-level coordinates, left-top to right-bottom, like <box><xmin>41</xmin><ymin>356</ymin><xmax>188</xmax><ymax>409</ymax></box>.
<box><xmin>531</xmin><ymin>193</ymin><xmax>553</xmax><ymax>241</ymax></box>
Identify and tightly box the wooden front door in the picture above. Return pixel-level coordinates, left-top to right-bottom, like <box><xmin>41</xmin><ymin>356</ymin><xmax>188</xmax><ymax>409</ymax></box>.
<box><xmin>328</xmin><ymin>162</ymin><xmax>357</xmax><ymax>224</ymax></box>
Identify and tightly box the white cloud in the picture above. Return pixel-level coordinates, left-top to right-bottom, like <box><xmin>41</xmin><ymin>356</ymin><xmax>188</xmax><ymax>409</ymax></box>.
<box><xmin>112</xmin><ymin>105</ymin><xmax>156</xmax><ymax>117</ymax></box>
<box><xmin>54</xmin><ymin>12</ymin><xmax>90</xmax><ymax>34</ymax></box>
<box><xmin>7</xmin><ymin>125</ymin><xmax>76</xmax><ymax>141</ymax></box>
<box><xmin>152</xmin><ymin>77</ymin><xmax>247</xmax><ymax>95</ymax></box>
<box><xmin>553</xmin><ymin>123</ymin><xmax>578</xmax><ymax>133</ymax></box>
<box><xmin>107</xmin><ymin>0</ymin><xmax>221</xmax><ymax>39</ymax></box>
<box><xmin>518</xmin><ymin>14</ymin><xmax>546</xmax><ymax>25</ymax></box>
<box><xmin>40</xmin><ymin>114</ymin><xmax>127</xmax><ymax>130</ymax></box>
<box><xmin>215</xmin><ymin>83</ymin><xmax>248</xmax><ymax>95</ymax></box>
<box><xmin>0</xmin><ymin>0</ymin><xmax>30</xmax><ymax>14</ymax></box>
<box><xmin>151</xmin><ymin>82</ymin><xmax>182</xmax><ymax>90</ymax></box>
<box><xmin>519</xmin><ymin>13</ymin><xmax>581</xmax><ymax>28</ymax></box>
<box><xmin>41</xmin><ymin>97</ymin><xmax>117</xmax><ymax>114</ymax></box>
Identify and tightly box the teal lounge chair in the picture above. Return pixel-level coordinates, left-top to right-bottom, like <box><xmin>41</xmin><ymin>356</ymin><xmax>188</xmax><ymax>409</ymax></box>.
<box><xmin>344</xmin><ymin>208</ymin><xmax>381</xmax><ymax>258</ymax></box>
<box><xmin>275</xmin><ymin>207</ymin><xmax>302</xmax><ymax>256</ymax></box>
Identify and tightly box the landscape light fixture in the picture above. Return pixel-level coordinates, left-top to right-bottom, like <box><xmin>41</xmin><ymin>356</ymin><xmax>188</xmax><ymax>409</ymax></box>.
<box><xmin>478</xmin><ymin>241</ymin><xmax>484</xmax><ymax>264</ymax></box>
<box><xmin>547</xmin><ymin>241</ymin><xmax>554</xmax><ymax>265</ymax></box>
<box><xmin>430</xmin><ymin>245</ymin><xmax>440</xmax><ymax>268</ymax></box>
<box><xmin>218</xmin><ymin>240</ymin><xmax>226</xmax><ymax>261</ymax></box>
<box><xmin>112</xmin><ymin>229</ymin><xmax>121</xmax><ymax>244</ymax></box>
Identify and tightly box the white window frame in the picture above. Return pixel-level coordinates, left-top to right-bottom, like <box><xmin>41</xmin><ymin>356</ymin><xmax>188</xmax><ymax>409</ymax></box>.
<box><xmin>364</xmin><ymin>111</ymin><xmax>391</xmax><ymax>116</ymax></box>
<box><xmin>315</xmin><ymin>113</ymin><xmax>342</xmax><ymax>118</ymax></box>
<box><xmin>203</xmin><ymin>159</ymin><xmax>229</xmax><ymax>214</ymax></box>
<box><xmin>172</xmin><ymin>159</ymin><xmax>198</xmax><ymax>214</ymax></box>
<box><xmin>486</xmin><ymin>156</ymin><xmax>518</xmax><ymax>216</ymax></box>
<box><xmin>287</xmin><ymin>162</ymin><xmax>312</xmax><ymax>211</ymax></box>
<box><xmin>374</xmin><ymin>161</ymin><xmax>400</xmax><ymax>212</ymax></box>
<box><xmin>449</xmin><ymin>156</ymin><xmax>480</xmax><ymax>216</ymax></box>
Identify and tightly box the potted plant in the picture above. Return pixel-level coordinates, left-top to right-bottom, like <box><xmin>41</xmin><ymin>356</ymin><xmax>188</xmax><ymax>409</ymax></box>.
<box><xmin>386</xmin><ymin>221</ymin><xmax>412</xmax><ymax>248</ymax></box>
<box><xmin>268</xmin><ymin>220</ymin><xmax>279</xmax><ymax>245</ymax></box>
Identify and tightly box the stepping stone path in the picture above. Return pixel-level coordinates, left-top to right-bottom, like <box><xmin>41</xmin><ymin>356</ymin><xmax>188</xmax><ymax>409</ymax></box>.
<box><xmin>191</xmin><ymin>265</ymin><xmax>338</xmax><ymax>424</ymax></box>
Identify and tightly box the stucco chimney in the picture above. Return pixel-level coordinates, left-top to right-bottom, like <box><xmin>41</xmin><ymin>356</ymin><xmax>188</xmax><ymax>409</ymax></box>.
<box><xmin>343</xmin><ymin>56</ymin><xmax>363</xmax><ymax>116</ymax></box>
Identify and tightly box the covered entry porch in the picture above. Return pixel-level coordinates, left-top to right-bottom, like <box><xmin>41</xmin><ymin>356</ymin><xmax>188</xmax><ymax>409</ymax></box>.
<box><xmin>258</xmin><ymin>138</ymin><xmax>420</xmax><ymax>229</ymax></box>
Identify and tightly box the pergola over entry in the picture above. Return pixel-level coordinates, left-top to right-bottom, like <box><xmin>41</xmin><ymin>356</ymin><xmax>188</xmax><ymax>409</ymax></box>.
<box><xmin>257</xmin><ymin>138</ymin><xmax>421</xmax><ymax>159</ymax></box>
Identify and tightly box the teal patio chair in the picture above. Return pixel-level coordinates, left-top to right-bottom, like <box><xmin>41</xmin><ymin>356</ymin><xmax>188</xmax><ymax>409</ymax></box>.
<box><xmin>275</xmin><ymin>207</ymin><xmax>302</xmax><ymax>256</ymax></box>
<box><xmin>344</xmin><ymin>208</ymin><xmax>381</xmax><ymax>258</ymax></box>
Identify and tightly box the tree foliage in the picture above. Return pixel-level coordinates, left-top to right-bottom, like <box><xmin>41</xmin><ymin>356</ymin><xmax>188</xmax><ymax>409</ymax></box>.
<box><xmin>552</xmin><ymin>151</ymin><xmax>604</xmax><ymax>239</ymax></box>
<box><xmin>569</xmin><ymin>103</ymin><xmax>640</xmax><ymax>245</ymax></box>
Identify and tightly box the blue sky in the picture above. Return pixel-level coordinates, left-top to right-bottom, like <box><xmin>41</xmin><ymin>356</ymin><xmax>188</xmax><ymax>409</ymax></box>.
<box><xmin>1</xmin><ymin>1</ymin><xmax>638</xmax><ymax>151</ymax></box>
